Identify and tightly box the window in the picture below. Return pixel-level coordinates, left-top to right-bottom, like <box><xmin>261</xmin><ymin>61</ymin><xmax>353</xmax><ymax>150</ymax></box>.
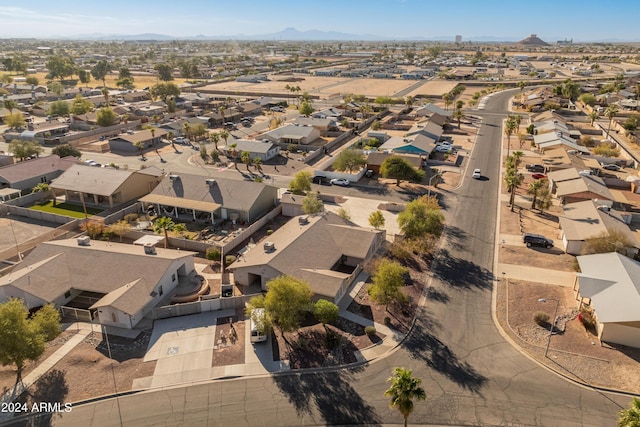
<box><xmin>159</xmin><ymin>285</ymin><xmax>163</xmax><ymax>296</ymax></box>
<box><xmin>172</xmin><ymin>274</ymin><xmax>176</xmax><ymax>282</ymax></box>
<box><xmin>111</xmin><ymin>312</ymin><xmax>117</xmax><ymax>323</ymax></box>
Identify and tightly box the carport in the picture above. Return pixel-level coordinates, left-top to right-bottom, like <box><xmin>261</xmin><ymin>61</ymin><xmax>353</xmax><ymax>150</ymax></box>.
<box><xmin>140</xmin><ymin>194</ymin><xmax>221</xmax><ymax>224</ymax></box>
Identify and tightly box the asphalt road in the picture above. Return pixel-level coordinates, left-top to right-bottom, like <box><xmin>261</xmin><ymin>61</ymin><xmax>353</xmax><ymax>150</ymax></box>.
<box><xmin>38</xmin><ymin>90</ymin><xmax>631</xmax><ymax>426</ymax></box>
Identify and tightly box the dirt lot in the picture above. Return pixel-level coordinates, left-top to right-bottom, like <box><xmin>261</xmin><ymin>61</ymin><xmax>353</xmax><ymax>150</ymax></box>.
<box><xmin>405</xmin><ymin>80</ymin><xmax>459</xmax><ymax>98</ymax></box>
<box><xmin>496</xmin><ymin>279</ymin><xmax>640</xmax><ymax>393</ymax></box>
<box><xmin>500</xmin><ymin>245</ymin><xmax>576</xmax><ymax>272</ymax></box>
<box><xmin>212</xmin><ymin>318</ymin><xmax>245</xmax><ymax>367</ymax></box>
<box><xmin>500</xmin><ymin>203</ymin><xmax>562</xmax><ymax>237</ymax></box>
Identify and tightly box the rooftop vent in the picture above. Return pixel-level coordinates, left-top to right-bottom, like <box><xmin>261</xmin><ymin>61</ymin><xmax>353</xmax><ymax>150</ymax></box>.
<box><xmin>77</xmin><ymin>236</ymin><xmax>90</xmax><ymax>246</ymax></box>
<box><xmin>263</xmin><ymin>242</ymin><xmax>275</xmax><ymax>253</ymax></box>
<box><xmin>169</xmin><ymin>174</ymin><xmax>180</xmax><ymax>181</ymax></box>
<box><xmin>144</xmin><ymin>243</ymin><xmax>157</xmax><ymax>255</ymax></box>
<box><xmin>298</xmin><ymin>216</ymin><xmax>309</xmax><ymax>225</ymax></box>
<box><xmin>205</xmin><ymin>178</ymin><xmax>216</xmax><ymax>186</ymax></box>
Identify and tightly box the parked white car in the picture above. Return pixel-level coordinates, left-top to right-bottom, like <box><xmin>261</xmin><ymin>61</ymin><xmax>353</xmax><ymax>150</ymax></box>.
<box><xmin>330</xmin><ymin>178</ymin><xmax>350</xmax><ymax>187</ymax></box>
<box><xmin>472</xmin><ymin>169</ymin><xmax>481</xmax><ymax>179</ymax></box>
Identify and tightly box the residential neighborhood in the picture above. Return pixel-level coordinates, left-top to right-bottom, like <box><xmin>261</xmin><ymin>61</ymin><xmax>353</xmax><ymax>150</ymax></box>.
<box><xmin>1</xmin><ymin>19</ymin><xmax>640</xmax><ymax>426</ymax></box>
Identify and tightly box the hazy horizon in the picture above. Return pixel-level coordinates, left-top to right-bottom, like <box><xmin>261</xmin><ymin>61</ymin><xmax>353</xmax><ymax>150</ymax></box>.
<box><xmin>1</xmin><ymin>0</ymin><xmax>639</xmax><ymax>42</ymax></box>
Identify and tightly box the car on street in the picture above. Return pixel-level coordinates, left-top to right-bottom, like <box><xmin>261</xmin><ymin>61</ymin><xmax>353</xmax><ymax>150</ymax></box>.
<box><xmin>601</xmin><ymin>163</ymin><xmax>621</xmax><ymax>171</ymax></box>
<box><xmin>526</xmin><ymin>164</ymin><xmax>545</xmax><ymax>173</ymax></box>
<box><xmin>523</xmin><ymin>233</ymin><xmax>554</xmax><ymax>249</ymax></box>
<box><xmin>531</xmin><ymin>173</ymin><xmax>547</xmax><ymax>179</ymax></box>
<box><xmin>173</xmin><ymin>137</ymin><xmax>190</xmax><ymax>145</ymax></box>
<box><xmin>330</xmin><ymin>178</ymin><xmax>350</xmax><ymax>187</ymax></box>
<box><xmin>472</xmin><ymin>169</ymin><xmax>481</xmax><ymax>179</ymax></box>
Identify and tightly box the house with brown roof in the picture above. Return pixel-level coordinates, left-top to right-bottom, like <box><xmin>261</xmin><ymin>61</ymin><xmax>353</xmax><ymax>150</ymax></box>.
<box><xmin>261</xmin><ymin>124</ymin><xmax>320</xmax><ymax>145</ymax></box>
<box><xmin>0</xmin><ymin>238</ymin><xmax>196</xmax><ymax>329</ymax></box>
<box><xmin>0</xmin><ymin>155</ymin><xmax>78</xmax><ymax>191</ymax></box>
<box><xmin>108</xmin><ymin>128</ymin><xmax>168</xmax><ymax>152</ymax></box>
<box><xmin>555</xmin><ymin>174</ymin><xmax>614</xmax><ymax>204</ymax></box>
<box><xmin>139</xmin><ymin>173</ymin><xmax>278</xmax><ymax>224</ymax></box>
<box><xmin>51</xmin><ymin>164</ymin><xmax>164</xmax><ymax>209</ymax></box>
<box><xmin>229</xmin><ymin>213</ymin><xmax>385</xmax><ymax>303</ymax></box>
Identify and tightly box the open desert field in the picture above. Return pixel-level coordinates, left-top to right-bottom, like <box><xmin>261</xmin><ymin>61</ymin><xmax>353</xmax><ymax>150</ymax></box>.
<box><xmin>405</xmin><ymin>80</ymin><xmax>459</xmax><ymax>98</ymax></box>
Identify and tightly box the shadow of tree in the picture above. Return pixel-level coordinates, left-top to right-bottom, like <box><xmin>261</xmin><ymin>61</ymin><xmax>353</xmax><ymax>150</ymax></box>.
<box><xmin>444</xmin><ymin>225</ymin><xmax>468</xmax><ymax>251</ymax></box>
<box><xmin>425</xmin><ymin>286</ymin><xmax>450</xmax><ymax>304</ymax></box>
<box><xmin>404</xmin><ymin>311</ymin><xmax>488</xmax><ymax>394</ymax></box>
<box><xmin>272</xmin><ymin>366</ymin><xmax>380</xmax><ymax>425</ymax></box>
<box><xmin>431</xmin><ymin>249</ymin><xmax>493</xmax><ymax>290</ymax></box>
<box><xmin>13</xmin><ymin>369</ymin><xmax>69</xmax><ymax>427</ymax></box>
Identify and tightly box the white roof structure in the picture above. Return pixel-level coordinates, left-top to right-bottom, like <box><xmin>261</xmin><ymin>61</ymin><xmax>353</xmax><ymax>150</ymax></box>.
<box><xmin>577</xmin><ymin>253</ymin><xmax>640</xmax><ymax>323</ymax></box>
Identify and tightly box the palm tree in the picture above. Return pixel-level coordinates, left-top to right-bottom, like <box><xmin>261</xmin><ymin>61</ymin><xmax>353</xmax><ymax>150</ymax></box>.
<box><xmin>101</xmin><ymin>87</ymin><xmax>109</xmax><ymax>106</ymax></box>
<box><xmin>134</xmin><ymin>141</ymin><xmax>144</xmax><ymax>159</ymax></box>
<box><xmin>511</xmin><ymin>151</ymin><xmax>524</xmax><ymax>169</ymax></box>
<box><xmin>385</xmin><ymin>367</ymin><xmax>426</xmax><ymax>427</ymax></box>
<box><xmin>167</xmin><ymin>131</ymin><xmax>176</xmax><ymax>151</ymax></box>
<box><xmin>219</xmin><ymin>106</ymin><xmax>226</xmax><ymax>123</ymax></box>
<box><xmin>528</xmin><ymin>179</ymin><xmax>545</xmax><ymax>209</ymax></box>
<box><xmin>405</xmin><ymin>96</ymin><xmax>414</xmax><ymax>110</ymax></box>
<box><xmin>517</xmin><ymin>81</ymin><xmax>527</xmax><ymax>104</ymax></box>
<box><xmin>183</xmin><ymin>122</ymin><xmax>191</xmax><ymax>141</ymax></box>
<box><xmin>504</xmin><ymin>116</ymin><xmax>518</xmax><ymax>157</ymax></box>
<box><xmin>442</xmin><ymin>92</ymin><xmax>453</xmax><ymax>111</ymax></box>
<box><xmin>229</xmin><ymin>143</ymin><xmax>238</xmax><ymax>169</ymax></box>
<box><xmin>453</xmin><ymin>108</ymin><xmax>463</xmax><ymax>128</ymax></box>
<box><xmin>618</xmin><ymin>397</ymin><xmax>640</xmax><ymax>427</ymax></box>
<box><xmin>153</xmin><ymin>216</ymin><xmax>175</xmax><ymax>248</ymax></box>
<box><xmin>504</xmin><ymin>168</ymin><xmax>524</xmax><ymax>212</ymax></box>
<box><xmin>219</xmin><ymin>129</ymin><xmax>230</xmax><ymax>147</ymax></box>
<box><xmin>210</xmin><ymin>132</ymin><xmax>220</xmax><ymax>151</ymax></box>
<box><xmin>588</xmin><ymin>110</ymin><xmax>599</xmax><ymax>126</ymax></box>
<box><xmin>241</xmin><ymin>151</ymin><xmax>251</xmax><ymax>171</ymax></box>
<box><xmin>252</xmin><ymin>157</ymin><xmax>262</xmax><ymax>173</ymax></box>
<box><xmin>605</xmin><ymin>105</ymin><xmax>619</xmax><ymax>138</ymax></box>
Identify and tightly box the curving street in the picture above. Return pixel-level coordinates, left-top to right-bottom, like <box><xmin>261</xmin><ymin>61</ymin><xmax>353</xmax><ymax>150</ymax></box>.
<box><xmin>47</xmin><ymin>90</ymin><xmax>630</xmax><ymax>427</ymax></box>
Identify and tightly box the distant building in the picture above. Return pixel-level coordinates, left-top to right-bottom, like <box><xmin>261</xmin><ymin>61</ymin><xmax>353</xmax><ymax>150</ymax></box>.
<box><xmin>455</xmin><ymin>35</ymin><xmax>462</xmax><ymax>43</ymax></box>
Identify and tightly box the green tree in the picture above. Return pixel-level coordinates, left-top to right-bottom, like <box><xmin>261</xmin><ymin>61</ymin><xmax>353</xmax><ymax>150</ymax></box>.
<box><xmin>588</xmin><ymin>110</ymin><xmax>600</xmax><ymax>126</ymax></box>
<box><xmin>442</xmin><ymin>92</ymin><xmax>453</xmax><ymax>110</ymax></box>
<box><xmin>263</xmin><ymin>275</ymin><xmax>312</xmax><ymax>337</ymax></box>
<box><xmin>453</xmin><ymin>108</ymin><xmax>463</xmax><ymax>128</ymax></box>
<box><xmin>46</xmin><ymin>55</ymin><xmax>76</xmax><ymax>82</ymax></box>
<box><xmin>96</xmin><ymin>107</ymin><xmax>116</xmax><ymax>127</ymax></box>
<box><xmin>398</xmin><ymin>197</ymin><xmax>444</xmax><ymax>239</ymax></box>
<box><xmin>368</xmin><ymin>210</ymin><xmax>385</xmax><ymax>229</ymax></box>
<box><xmin>108</xmin><ymin>220</ymin><xmax>131</xmax><ymax>242</ymax></box>
<box><xmin>561</xmin><ymin>79</ymin><xmax>581</xmax><ymax>101</ymax></box>
<box><xmin>504</xmin><ymin>167</ymin><xmax>524</xmax><ymax>212</ymax></box>
<box><xmin>313</xmin><ymin>299</ymin><xmax>339</xmax><ymax>327</ymax></box>
<box><xmin>3</xmin><ymin>99</ymin><xmax>18</xmax><ymax>113</ymax></box>
<box><xmin>578</xmin><ymin>93</ymin><xmax>597</xmax><ymax>106</ymax></box>
<box><xmin>527</xmin><ymin>179</ymin><xmax>545</xmax><ymax>209</ymax></box>
<box><xmin>302</xmin><ymin>191</ymin><xmax>323</xmax><ymax>214</ymax></box>
<box><xmin>593</xmin><ymin>142</ymin><xmax>620</xmax><ymax>157</ymax></box>
<box><xmin>78</xmin><ymin>69</ymin><xmax>91</xmax><ymax>87</ymax></box>
<box><xmin>252</xmin><ymin>157</ymin><xmax>262</xmax><ymax>173</ymax></box>
<box><xmin>333</xmin><ymin>149</ymin><xmax>366</xmax><ymax>173</ymax></box>
<box><xmin>48</xmin><ymin>100</ymin><xmax>70</xmax><ymax>117</ymax></box>
<box><xmin>149</xmin><ymin>82</ymin><xmax>180</xmax><ymax>102</ymax></box>
<box><xmin>48</xmin><ymin>81</ymin><xmax>64</xmax><ymax>97</ymax></box>
<box><xmin>605</xmin><ymin>105</ymin><xmax>619</xmax><ymax>138</ymax></box>
<box><xmin>209</xmin><ymin>132</ymin><xmax>220</xmax><ymax>151</ymax></box>
<box><xmin>70</xmin><ymin>94</ymin><xmax>93</xmax><ymax>115</ymax></box>
<box><xmin>154</xmin><ymin>63</ymin><xmax>174</xmax><ymax>82</ymax></box>
<box><xmin>4</xmin><ymin>112</ymin><xmax>26</xmax><ymax>130</ymax></box>
<box><xmin>380</xmin><ymin>156</ymin><xmax>425</xmax><ymax>186</ymax></box>
<box><xmin>368</xmin><ymin>259</ymin><xmax>408</xmax><ymax>310</ymax></box>
<box><xmin>618</xmin><ymin>397</ymin><xmax>640</xmax><ymax>427</ymax></box>
<box><xmin>91</xmin><ymin>60</ymin><xmax>112</xmax><ymax>87</ymax></box>
<box><xmin>385</xmin><ymin>367</ymin><xmax>427</xmax><ymax>427</ymax></box>
<box><xmin>511</xmin><ymin>151</ymin><xmax>524</xmax><ymax>168</ymax></box>
<box><xmin>52</xmin><ymin>144</ymin><xmax>81</xmax><ymax>158</ymax></box>
<box><xmin>115</xmin><ymin>67</ymin><xmax>135</xmax><ymax>89</ymax></box>
<box><xmin>583</xmin><ymin>230</ymin><xmax>633</xmax><ymax>255</ymax></box>
<box><xmin>241</xmin><ymin>150</ymin><xmax>252</xmax><ymax>171</ymax></box>
<box><xmin>504</xmin><ymin>115</ymin><xmax>518</xmax><ymax>157</ymax></box>
<box><xmin>32</xmin><ymin>183</ymin><xmax>50</xmax><ymax>193</ymax></box>
<box><xmin>8</xmin><ymin>140</ymin><xmax>43</xmax><ymax>161</ymax></box>
<box><xmin>371</xmin><ymin>119</ymin><xmax>382</xmax><ymax>131</ymax></box>
<box><xmin>298</xmin><ymin>100</ymin><xmax>313</xmax><ymax>116</ymax></box>
<box><xmin>289</xmin><ymin>170</ymin><xmax>312</xmax><ymax>195</ymax></box>
<box><xmin>0</xmin><ymin>299</ymin><xmax>60</xmax><ymax>384</ymax></box>
<box><xmin>153</xmin><ymin>216</ymin><xmax>176</xmax><ymax>248</ymax></box>
<box><xmin>219</xmin><ymin>129</ymin><xmax>230</xmax><ymax>146</ymax></box>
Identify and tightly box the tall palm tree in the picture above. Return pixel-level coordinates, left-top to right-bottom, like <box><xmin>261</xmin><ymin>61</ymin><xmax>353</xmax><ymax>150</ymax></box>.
<box><xmin>618</xmin><ymin>397</ymin><xmax>640</xmax><ymax>427</ymax></box>
<box><xmin>605</xmin><ymin>105</ymin><xmax>619</xmax><ymax>138</ymax></box>
<box><xmin>511</xmin><ymin>151</ymin><xmax>524</xmax><ymax>169</ymax></box>
<box><xmin>252</xmin><ymin>157</ymin><xmax>262</xmax><ymax>173</ymax></box>
<box><xmin>219</xmin><ymin>106</ymin><xmax>226</xmax><ymax>124</ymax></box>
<box><xmin>241</xmin><ymin>151</ymin><xmax>251</xmax><ymax>171</ymax></box>
<box><xmin>504</xmin><ymin>116</ymin><xmax>518</xmax><ymax>157</ymax></box>
<box><xmin>229</xmin><ymin>143</ymin><xmax>238</xmax><ymax>170</ymax></box>
<box><xmin>528</xmin><ymin>179</ymin><xmax>545</xmax><ymax>209</ymax></box>
<box><xmin>219</xmin><ymin>129</ymin><xmax>230</xmax><ymax>147</ymax></box>
<box><xmin>385</xmin><ymin>367</ymin><xmax>426</xmax><ymax>427</ymax></box>
<box><xmin>405</xmin><ymin>96</ymin><xmax>414</xmax><ymax>110</ymax></box>
<box><xmin>167</xmin><ymin>131</ymin><xmax>175</xmax><ymax>151</ymax></box>
<box><xmin>183</xmin><ymin>122</ymin><xmax>191</xmax><ymax>141</ymax></box>
<box><xmin>153</xmin><ymin>216</ymin><xmax>175</xmax><ymax>249</ymax></box>
<box><xmin>453</xmin><ymin>108</ymin><xmax>463</xmax><ymax>128</ymax></box>
<box><xmin>210</xmin><ymin>132</ymin><xmax>220</xmax><ymax>151</ymax></box>
<box><xmin>442</xmin><ymin>92</ymin><xmax>453</xmax><ymax>111</ymax></box>
<box><xmin>101</xmin><ymin>87</ymin><xmax>109</xmax><ymax>106</ymax></box>
<box><xmin>588</xmin><ymin>110</ymin><xmax>599</xmax><ymax>126</ymax></box>
<box><xmin>504</xmin><ymin>168</ymin><xmax>524</xmax><ymax>212</ymax></box>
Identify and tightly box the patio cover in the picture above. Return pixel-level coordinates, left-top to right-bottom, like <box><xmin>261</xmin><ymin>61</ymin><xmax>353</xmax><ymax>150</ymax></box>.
<box><xmin>133</xmin><ymin>235</ymin><xmax>165</xmax><ymax>246</ymax></box>
<box><xmin>139</xmin><ymin>194</ymin><xmax>221</xmax><ymax>212</ymax></box>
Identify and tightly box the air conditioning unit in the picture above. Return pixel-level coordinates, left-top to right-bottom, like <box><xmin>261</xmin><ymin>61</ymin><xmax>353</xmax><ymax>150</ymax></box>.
<box><xmin>169</xmin><ymin>174</ymin><xmax>180</xmax><ymax>181</ymax></box>
<box><xmin>205</xmin><ymin>178</ymin><xmax>216</xmax><ymax>186</ymax></box>
<box><xmin>77</xmin><ymin>236</ymin><xmax>90</xmax><ymax>246</ymax></box>
<box><xmin>298</xmin><ymin>216</ymin><xmax>309</xmax><ymax>225</ymax></box>
<box><xmin>263</xmin><ymin>242</ymin><xmax>275</xmax><ymax>252</ymax></box>
<box><xmin>144</xmin><ymin>243</ymin><xmax>157</xmax><ymax>255</ymax></box>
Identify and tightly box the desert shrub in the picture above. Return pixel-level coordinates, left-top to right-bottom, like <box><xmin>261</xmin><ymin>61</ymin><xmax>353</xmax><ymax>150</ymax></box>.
<box><xmin>225</xmin><ymin>255</ymin><xmax>237</xmax><ymax>266</ymax></box>
<box><xmin>206</xmin><ymin>248</ymin><xmax>221</xmax><ymax>260</ymax></box>
<box><xmin>266</xmin><ymin>229</ymin><xmax>273</xmax><ymax>235</ymax></box>
<box><xmin>388</xmin><ymin>241</ymin><xmax>412</xmax><ymax>261</ymax></box>
<box><xmin>384</xmin><ymin>316</ymin><xmax>391</xmax><ymax>326</ymax></box>
<box><xmin>573</xmin><ymin>258</ymin><xmax>581</xmax><ymax>272</ymax></box>
<box><xmin>124</xmin><ymin>213</ymin><xmax>138</xmax><ymax>223</ymax></box>
<box><xmin>533</xmin><ymin>311</ymin><xmax>550</xmax><ymax>327</ymax></box>
<box><xmin>364</xmin><ymin>326</ymin><xmax>377</xmax><ymax>336</ymax></box>
<box><xmin>579</xmin><ymin>307</ymin><xmax>597</xmax><ymax>334</ymax></box>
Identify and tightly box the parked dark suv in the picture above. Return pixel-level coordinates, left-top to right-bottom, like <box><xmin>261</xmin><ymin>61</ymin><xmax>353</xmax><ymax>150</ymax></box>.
<box><xmin>526</xmin><ymin>164</ymin><xmax>545</xmax><ymax>173</ymax></box>
<box><xmin>523</xmin><ymin>233</ymin><xmax>554</xmax><ymax>249</ymax></box>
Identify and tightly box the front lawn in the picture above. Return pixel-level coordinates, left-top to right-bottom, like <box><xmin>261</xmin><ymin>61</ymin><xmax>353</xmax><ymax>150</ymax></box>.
<box><xmin>30</xmin><ymin>201</ymin><xmax>102</xmax><ymax>218</ymax></box>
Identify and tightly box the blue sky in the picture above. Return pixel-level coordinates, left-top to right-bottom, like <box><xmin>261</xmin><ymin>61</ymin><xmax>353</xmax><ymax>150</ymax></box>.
<box><xmin>0</xmin><ymin>0</ymin><xmax>638</xmax><ymax>41</ymax></box>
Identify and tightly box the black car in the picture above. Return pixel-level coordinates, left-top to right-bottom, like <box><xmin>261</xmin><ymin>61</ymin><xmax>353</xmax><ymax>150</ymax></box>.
<box><xmin>523</xmin><ymin>233</ymin><xmax>554</xmax><ymax>249</ymax></box>
<box><xmin>526</xmin><ymin>164</ymin><xmax>545</xmax><ymax>173</ymax></box>
<box><xmin>313</xmin><ymin>175</ymin><xmax>330</xmax><ymax>185</ymax></box>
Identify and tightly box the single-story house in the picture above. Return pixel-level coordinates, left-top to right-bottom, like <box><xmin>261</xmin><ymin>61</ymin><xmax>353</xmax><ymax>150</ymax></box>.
<box><xmin>132</xmin><ymin>104</ymin><xmax>165</xmax><ymax>117</ymax></box>
<box><xmin>225</xmin><ymin>139</ymin><xmax>280</xmax><ymax>162</ymax></box>
<box><xmin>313</xmin><ymin>107</ymin><xmax>343</xmax><ymax>121</ymax></box>
<box><xmin>51</xmin><ymin>164</ymin><xmax>164</xmax><ymax>209</ymax></box>
<box><xmin>261</xmin><ymin>124</ymin><xmax>320</xmax><ymax>145</ymax></box>
<box><xmin>0</xmin><ymin>238</ymin><xmax>197</xmax><ymax>329</ymax></box>
<box><xmin>122</xmin><ymin>91</ymin><xmax>150</xmax><ymax>103</ymax></box>
<box><xmin>414</xmin><ymin>103</ymin><xmax>452</xmax><ymax>119</ymax></box>
<box><xmin>559</xmin><ymin>200</ymin><xmax>639</xmax><ymax>255</ymax></box>
<box><xmin>405</xmin><ymin>120</ymin><xmax>444</xmax><ymax>142</ymax></box>
<box><xmin>547</xmin><ymin>168</ymin><xmax>582</xmax><ymax>194</ymax></box>
<box><xmin>378</xmin><ymin>134</ymin><xmax>436</xmax><ymax>156</ymax></box>
<box><xmin>575</xmin><ymin>252</ymin><xmax>640</xmax><ymax>348</ymax></box>
<box><xmin>0</xmin><ymin>155</ymin><xmax>78</xmax><ymax>191</ymax></box>
<box><xmin>533</xmin><ymin>132</ymin><xmax>589</xmax><ymax>154</ymax></box>
<box><xmin>366</xmin><ymin>152</ymin><xmax>424</xmax><ymax>174</ymax></box>
<box><xmin>555</xmin><ymin>174</ymin><xmax>614</xmax><ymax>204</ymax></box>
<box><xmin>139</xmin><ymin>173</ymin><xmax>278</xmax><ymax>224</ymax></box>
<box><xmin>534</xmin><ymin>119</ymin><xmax>581</xmax><ymax>139</ymax></box>
<box><xmin>293</xmin><ymin>117</ymin><xmax>337</xmax><ymax>136</ymax></box>
<box><xmin>229</xmin><ymin>213</ymin><xmax>385</xmax><ymax>303</ymax></box>
<box><xmin>109</xmin><ymin>128</ymin><xmax>168</xmax><ymax>153</ymax></box>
